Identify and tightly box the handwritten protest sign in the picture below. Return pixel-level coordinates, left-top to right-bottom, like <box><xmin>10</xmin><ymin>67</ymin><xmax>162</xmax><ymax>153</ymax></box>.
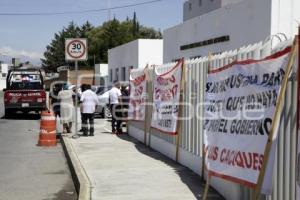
<box><xmin>204</xmin><ymin>48</ymin><xmax>291</xmax><ymax>191</ymax></box>
<box><xmin>151</xmin><ymin>60</ymin><xmax>183</xmax><ymax>134</ymax></box>
<box><xmin>128</xmin><ymin>73</ymin><xmax>147</xmax><ymax>121</ymax></box>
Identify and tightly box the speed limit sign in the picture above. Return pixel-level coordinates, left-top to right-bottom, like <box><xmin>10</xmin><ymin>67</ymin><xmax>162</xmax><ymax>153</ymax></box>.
<box><xmin>65</xmin><ymin>38</ymin><xmax>88</xmax><ymax>61</ymax></box>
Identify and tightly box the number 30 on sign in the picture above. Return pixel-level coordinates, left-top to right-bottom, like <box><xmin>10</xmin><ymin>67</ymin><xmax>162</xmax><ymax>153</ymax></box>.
<box><xmin>65</xmin><ymin>38</ymin><xmax>88</xmax><ymax>61</ymax></box>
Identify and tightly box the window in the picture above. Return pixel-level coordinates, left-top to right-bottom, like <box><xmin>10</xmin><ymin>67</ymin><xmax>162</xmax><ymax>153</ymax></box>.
<box><xmin>109</xmin><ymin>69</ymin><xmax>113</xmax><ymax>82</ymax></box>
<box><xmin>121</xmin><ymin>67</ymin><xmax>126</xmax><ymax>81</ymax></box>
<box><xmin>199</xmin><ymin>0</ymin><xmax>202</xmax><ymax>6</ymax></box>
<box><xmin>115</xmin><ymin>68</ymin><xmax>119</xmax><ymax>81</ymax></box>
<box><xmin>128</xmin><ymin>66</ymin><xmax>133</xmax><ymax>80</ymax></box>
<box><xmin>188</xmin><ymin>3</ymin><xmax>192</xmax><ymax>11</ymax></box>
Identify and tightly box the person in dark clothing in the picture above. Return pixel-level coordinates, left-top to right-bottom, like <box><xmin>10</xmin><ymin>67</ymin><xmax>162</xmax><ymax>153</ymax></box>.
<box><xmin>109</xmin><ymin>81</ymin><xmax>122</xmax><ymax>134</ymax></box>
<box><xmin>51</xmin><ymin>84</ymin><xmax>62</xmax><ymax>117</ymax></box>
<box><xmin>120</xmin><ymin>85</ymin><xmax>129</xmax><ymax>133</ymax></box>
<box><xmin>121</xmin><ymin>85</ymin><xmax>129</xmax><ymax>118</ymax></box>
<box><xmin>79</xmin><ymin>84</ymin><xmax>87</xmax><ymax>132</ymax></box>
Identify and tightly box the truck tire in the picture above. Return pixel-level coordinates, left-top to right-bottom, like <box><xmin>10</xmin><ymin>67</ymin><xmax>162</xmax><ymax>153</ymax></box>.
<box><xmin>4</xmin><ymin>109</ymin><xmax>11</xmax><ymax>119</ymax></box>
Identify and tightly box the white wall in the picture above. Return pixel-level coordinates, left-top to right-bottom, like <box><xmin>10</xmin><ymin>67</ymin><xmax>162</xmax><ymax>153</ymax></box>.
<box><xmin>108</xmin><ymin>40</ymin><xmax>139</xmax><ymax>84</ymax></box>
<box><xmin>94</xmin><ymin>64</ymin><xmax>108</xmax><ymax>86</ymax></box>
<box><xmin>108</xmin><ymin>39</ymin><xmax>163</xmax><ymax>85</ymax></box>
<box><xmin>138</xmin><ymin>39</ymin><xmax>163</xmax><ymax>68</ymax></box>
<box><xmin>183</xmin><ymin>0</ymin><xmax>222</xmax><ymax>21</ymax></box>
<box><xmin>270</xmin><ymin>0</ymin><xmax>300</xmax><ymax>45</ymax></box>
<box><xmin>0</xmin><ymin>64</ymin><xmax>8</xmax><ymax>90</ymax></box>
<box><xmin>164</xmin><ymin>0</ymin><xmax>271</xmax><ymax>62</ymax></box>
<box><xmin>0</xmin><ymin>80</ymin><xmax>5</xmax><ymax>90</ymax></box>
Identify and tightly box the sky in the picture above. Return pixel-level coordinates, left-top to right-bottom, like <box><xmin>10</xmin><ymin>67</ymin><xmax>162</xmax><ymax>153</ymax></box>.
<box><xmin>0</xmin><ymin>0</ymin><xmax>184</xmax><ymax>65</ymax></box>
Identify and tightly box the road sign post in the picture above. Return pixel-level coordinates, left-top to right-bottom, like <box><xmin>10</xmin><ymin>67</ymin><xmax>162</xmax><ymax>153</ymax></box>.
<box><xmin>65</xmin><ymin>38</ymin><xmax>88</xmax><ymax>137</ymax></box>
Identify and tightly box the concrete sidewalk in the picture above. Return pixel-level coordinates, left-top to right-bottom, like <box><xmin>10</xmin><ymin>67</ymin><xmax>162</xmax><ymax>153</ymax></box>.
<box><xmin>62</xmin><ymin>118</ymin><xmax>224</xmax><ymax>200</ymax></box>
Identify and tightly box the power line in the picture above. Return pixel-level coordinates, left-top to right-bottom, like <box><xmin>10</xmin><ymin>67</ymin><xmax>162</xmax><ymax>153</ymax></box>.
<box><xmin>0</xmin><ymin>0</ymin><xmax>162</xmax><ymax>16</ymax></box>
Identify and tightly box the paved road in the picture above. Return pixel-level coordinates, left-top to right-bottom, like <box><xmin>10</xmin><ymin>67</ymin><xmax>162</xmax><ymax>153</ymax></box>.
<box><xmin>0</xmin><ymin>92</ymin><xmax>3</xmax><ymax>117</ymax></box>
<box><xmin>0</xmin><ymin>113</ymin><xmax>77</xmax><ymax>200</ymax></box>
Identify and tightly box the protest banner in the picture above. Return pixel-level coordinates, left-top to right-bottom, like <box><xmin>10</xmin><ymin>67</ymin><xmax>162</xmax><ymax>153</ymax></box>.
<box><xmin>296</xmin><ymin>29</ymin><xmax>300</xmax><ymax>200</ymax></box>
<box><xmin>128</xmin><ymin>71</ymin><xmax>147</xmax><ymax>121</ymax></box>
<box><xmin>151</xmin><ymin>59</ymin><xmax>183</xmax><ymax>135</ymax></box>
<box><xmin>203</xmin><ymin>43</ymin><xmax>296</xmax><ymax>198</ymax></box>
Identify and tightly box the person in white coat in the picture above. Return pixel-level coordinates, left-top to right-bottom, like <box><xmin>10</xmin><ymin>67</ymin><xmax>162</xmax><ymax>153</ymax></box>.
<box><xmin>58</xmin><ymin>84</ymin><xmax>74</xmax><ymax>134</ymax></box>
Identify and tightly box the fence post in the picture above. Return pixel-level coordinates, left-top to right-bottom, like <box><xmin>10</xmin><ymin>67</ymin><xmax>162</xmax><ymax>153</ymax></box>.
<box><xmin>176</xmin><ymin>59</ymin><xmax>185</xmax><ymax>162</ymax></box>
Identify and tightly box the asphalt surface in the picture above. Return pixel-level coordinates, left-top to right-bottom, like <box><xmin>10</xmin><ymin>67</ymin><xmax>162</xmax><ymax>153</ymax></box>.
<box><xmin>0</xmin><ymin>105</ymin><xmax>77</xmax><ymax>200</ymax></box>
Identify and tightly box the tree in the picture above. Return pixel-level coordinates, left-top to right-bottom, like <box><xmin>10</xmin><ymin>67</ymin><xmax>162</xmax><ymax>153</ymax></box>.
<box><xmin>87</xmin><ymin>14</ymin><xmax>162</xmax><ymax>65</ymax></box>
<box><xmin>42</xmin><ymin>15</ymin><xmax>162</xmax><ymax>72</ymax></box>
<box><xmin>132</xmin><ymin>12</ymin><xmax>138</xmax><ymax>37</ymax></box>
<box><xmin>42</xmin><ymin>22</ymin><xmax>82</xmax><ymax>71</ymax></box>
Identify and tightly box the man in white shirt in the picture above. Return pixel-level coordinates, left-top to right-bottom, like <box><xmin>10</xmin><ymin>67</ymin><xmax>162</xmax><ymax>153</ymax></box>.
<box><xmin>109</xmin><ymin>81</ymin><xmax>122</xmax><ymax>134</ymax></box>
<box><xmin>80</xmin><ymin>84</ymin><xmax>99</xmax><ymax>136</ymax></box>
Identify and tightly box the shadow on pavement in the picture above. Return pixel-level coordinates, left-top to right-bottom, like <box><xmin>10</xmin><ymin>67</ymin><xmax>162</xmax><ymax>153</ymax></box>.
<box><xmin>115</xmin><ymin>133</ymin><xmax>224</xmax><ymax>200</ymax></box>
<box><xmin>2</xmin><ymin>112</ymin><xmax>41</xmax><ymax>120</ymax></box>
<box><xmin>42</xmin><ymin>179</ymin><xmax>77</xmax><ymax>200</ymax></box>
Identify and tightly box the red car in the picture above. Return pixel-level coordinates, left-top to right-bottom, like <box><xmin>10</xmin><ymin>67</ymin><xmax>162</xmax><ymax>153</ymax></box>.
<box><xmin>3</xmin><ymin>69</ymin><xmax>46</xmax><ymax>118</ymax></box>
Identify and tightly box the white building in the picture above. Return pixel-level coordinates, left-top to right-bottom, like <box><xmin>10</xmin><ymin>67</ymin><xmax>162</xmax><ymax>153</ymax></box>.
<box><xmin>164</xmin><ymin>0</ymin><xmax>300</xmax><ymax>62</ymax></box>
<box><xmin>183</xmin><ymin>0</ymin><xmax>243</xmax><ymax>21</ymax></box>
<box><xmin>0</xmin><ymin>63</ymin><xmax>9</xmax><ymax>90</ymax></box>
<box><xmin>108</xmin><ymin>39</ymin><xmax>163</xmax><ymax>85</ymax></box>
<box><xmin>94</xmin><ymin>64</ymin><xmax>108</xmax><ymax>86</ymax></box>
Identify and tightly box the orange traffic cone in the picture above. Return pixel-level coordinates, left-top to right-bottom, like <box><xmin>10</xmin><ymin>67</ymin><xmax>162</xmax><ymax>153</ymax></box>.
<box><xmin>38</xmin><ymin>110</ymin><xmax>57</xmax><ymax>147</ymax></box>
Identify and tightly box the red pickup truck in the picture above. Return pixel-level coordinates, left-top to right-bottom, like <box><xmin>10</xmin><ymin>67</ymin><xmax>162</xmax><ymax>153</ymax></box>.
<box><xmin>3</xmin><ymin>69</ymin><xmax>47</xmax><ymax>118</ymax></box>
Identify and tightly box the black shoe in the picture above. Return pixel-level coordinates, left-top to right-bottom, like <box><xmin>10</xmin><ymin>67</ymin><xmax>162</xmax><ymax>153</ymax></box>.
<box><xmin>89</xmin><ymin>133</ymin><xmax>94</xmax><ymax>136</ymax></box>
<box><xmin>82</xmin><ymin>133</ymin><xmax>88</xmax><ymax>137</ymax></box>
<box><xmin>79</xmin><ymin>129</ymin><xmax>83</xmax><ymax>132</ymax></box>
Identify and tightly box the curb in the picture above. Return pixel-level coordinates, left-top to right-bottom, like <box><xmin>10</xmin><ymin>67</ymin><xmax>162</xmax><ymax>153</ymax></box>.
<box><xmin>61</xmin><ymin>135</ymin><xmax>92</xmax><ymax>200</ymax></box>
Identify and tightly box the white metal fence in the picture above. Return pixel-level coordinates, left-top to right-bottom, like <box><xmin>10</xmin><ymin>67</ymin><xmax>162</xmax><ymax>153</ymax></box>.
<box><xmin>128</xmin><ymin>37</ymin><xmax>297</xmax><ymax>200</ymax></box>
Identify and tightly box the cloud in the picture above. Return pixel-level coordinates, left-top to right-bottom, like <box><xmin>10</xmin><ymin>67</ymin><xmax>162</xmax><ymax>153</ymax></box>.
<box><xmin>0</xmin><ymin>46</ymin><xmax>43</xmax><ymax>61</ymax></box>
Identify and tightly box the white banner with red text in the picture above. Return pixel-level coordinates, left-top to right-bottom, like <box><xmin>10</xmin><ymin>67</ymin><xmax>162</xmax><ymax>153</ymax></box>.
<box><xmin>128</xmin><ymin>73</ymin><xmax>147</xmax><ymax>121</ymax></box>
<box><xmin>151</xmin><ymin>60</ymin><xmax>183</xmax><ymax>135</ymax></box>
<box><xmin>204</xmin><ymin>48</ymin><xmax>291</xmax><ymax>193</ymax></box>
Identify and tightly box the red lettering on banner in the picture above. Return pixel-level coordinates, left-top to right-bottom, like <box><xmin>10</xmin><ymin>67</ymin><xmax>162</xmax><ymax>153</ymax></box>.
<box><xmin>235</xmin><ymin>152</ymin><xmax>245</xmax><ymax>168</ymax></box>
<box><xmin>208</xmin><ymin>147</ymin><xmax>264</xmax><ymax>171</ymax></box>
<box><xmin>132</xmin><ymin>75</ymin><xmax>146</xmax><ymax>86</ymax></box>
<box><xmin>243</xmin><ymin>152</ymin><xmax>252</xmax><ymax>168</ymax></box>
<box><xmin>157</xmin><ymin>75</ymin><xmax>176</xmax><ymax>86</ymax></box>
<box><xmin>205</xmin><ymin>145</ymin><xmax>219</xmax><ymax>161</ymax></box>
<box><xmin>252</xmin><ymin>153</ymin><xmax>259</xmax><ymax>170</ymax></box>
<box><xmin>134</xmin><ymin>86</ymin><xmax>144</xmax><ymax>96</ymax></box>
<box><xmin>154</xmin><ymin>84</ymin><xmax>179</xmax><ymax>101</ymax></box>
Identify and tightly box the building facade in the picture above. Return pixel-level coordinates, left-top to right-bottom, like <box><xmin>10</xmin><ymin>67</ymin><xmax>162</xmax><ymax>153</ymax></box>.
<box><xmin>0</xmin><ymin>63</ymin><xmax>9</xmax><ymax>90</ymax></box>
<box><xmin>108</xmin><ymin>39</ymin><xmax>163</xmax><ymax>85</ymax></box>
<box><xmin>183</xmin><ymin>0</ymin><xmax>243</xmax><ymax>21</ymax></box>
<box><xmin>164</xmin><ymin>0</ymin><xmax>300</xmax><ymax>62</ymax></box>
<box><xmin>94</xmin><ymin>64</ymin><xmax>108</xmax><ymax>86</ymax></box>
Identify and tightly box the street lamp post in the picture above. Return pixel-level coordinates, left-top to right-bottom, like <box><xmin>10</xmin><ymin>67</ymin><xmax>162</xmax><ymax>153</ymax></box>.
<box><xmin>107</xmin><ymin>0</ymin><xmax>111</xmax><ymax>21</ymax></box>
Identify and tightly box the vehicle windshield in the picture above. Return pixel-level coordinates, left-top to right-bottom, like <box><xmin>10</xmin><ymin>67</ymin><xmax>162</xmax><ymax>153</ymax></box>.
<box><xmin>96</xmin><ymin>86</ymin><xmax>112</xmax><ymax>95</ymax></box>
<box><xmin>9</xmin><ymin>74</ymin><xmax>43</xmax><ymax>90</ymax></box>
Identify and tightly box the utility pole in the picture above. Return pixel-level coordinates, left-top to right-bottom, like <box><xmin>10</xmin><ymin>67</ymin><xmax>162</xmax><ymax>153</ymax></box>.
<box><xmin>107</xmin><ymin>0</ymin><xmax>111</xmax><ymax>21</ymax></box>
